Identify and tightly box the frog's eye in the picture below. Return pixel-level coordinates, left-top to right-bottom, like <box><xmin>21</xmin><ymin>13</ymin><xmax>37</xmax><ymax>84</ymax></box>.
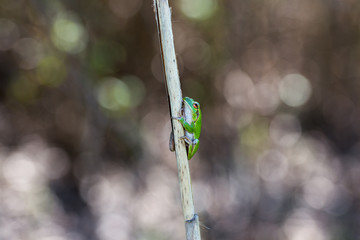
<box><xmin>193</xmin><ymin>102</ymin><xmax>199</xmax><ymax>109</ymax></box>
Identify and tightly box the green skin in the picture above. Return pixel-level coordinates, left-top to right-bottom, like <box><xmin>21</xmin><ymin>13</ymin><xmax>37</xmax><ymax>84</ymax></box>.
<box><xmin>171</xmin><ymin>97</ymin><xmax>202</xmax><ymax>160</ymax></box>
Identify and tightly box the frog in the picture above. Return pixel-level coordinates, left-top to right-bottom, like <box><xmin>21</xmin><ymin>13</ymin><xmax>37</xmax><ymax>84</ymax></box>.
<box><xmin>169</xmin><ymin>97</ymin><xmax>202</xmax><ymax>160</ymax></box>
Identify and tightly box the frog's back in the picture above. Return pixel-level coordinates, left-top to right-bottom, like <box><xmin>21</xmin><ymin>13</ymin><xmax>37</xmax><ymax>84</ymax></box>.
<box><xmin>194</xmin><ymin>109</ymin><xmax>201</xmax><ymax>139</ymax></box>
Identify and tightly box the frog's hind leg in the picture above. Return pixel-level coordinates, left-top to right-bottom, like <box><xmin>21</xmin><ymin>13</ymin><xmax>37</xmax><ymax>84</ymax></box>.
<box><xmin>185</xmin><ymin>139</ymin><xmax>199</xmax><ymax>160</ymax></box>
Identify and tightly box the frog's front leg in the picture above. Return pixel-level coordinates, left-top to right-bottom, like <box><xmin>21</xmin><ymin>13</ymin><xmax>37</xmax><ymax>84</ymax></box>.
<box><xmin>172</xmin><ymin>116</ymin><xmax>195</xmax><ymax>133</ymax></box>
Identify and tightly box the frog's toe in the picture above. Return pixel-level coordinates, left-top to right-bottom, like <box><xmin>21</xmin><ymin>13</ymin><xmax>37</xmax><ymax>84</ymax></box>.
<box><xmin>180</xmin><ymin>136</ymin><xmax>192</xmax><ymax>145</ymax></box>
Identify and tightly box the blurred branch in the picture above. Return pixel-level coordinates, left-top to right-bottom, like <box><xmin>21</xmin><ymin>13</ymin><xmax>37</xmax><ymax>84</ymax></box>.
<box><xmin>153</xmin><ymin>0</ymin><xmax>201</xmax><ymax>239</ymax></box>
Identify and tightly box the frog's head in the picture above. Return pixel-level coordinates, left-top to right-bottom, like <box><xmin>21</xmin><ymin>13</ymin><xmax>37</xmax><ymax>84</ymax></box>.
<box><xmin>184</xmin><ymin>97</ymin><xmax>200</xmax><ymax>121</ymax></box>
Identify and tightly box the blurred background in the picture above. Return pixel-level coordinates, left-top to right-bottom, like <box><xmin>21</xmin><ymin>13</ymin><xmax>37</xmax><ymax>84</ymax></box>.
<box><xmin>0</xmin><ymin>0</ymin><xmax>360</xmax><ymax>239</ymax></box>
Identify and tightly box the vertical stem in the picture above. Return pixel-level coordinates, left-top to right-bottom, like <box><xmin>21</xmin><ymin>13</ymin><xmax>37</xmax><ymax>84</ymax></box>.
<box><xmin>153</xmin><ymin>0</ymin><xmax>201</xmax><ymax>239</ymax></box>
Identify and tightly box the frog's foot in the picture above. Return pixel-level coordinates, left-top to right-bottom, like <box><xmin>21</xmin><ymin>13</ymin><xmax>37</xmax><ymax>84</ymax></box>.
<box><xmin>192</xmin><ymin>139</ymin><xmax>199</xmax><ymax>145</ymax></box>
<box><xmin>171</xmin><ymin>116</ymin><xmax>181</xmax><ymax>121</ymax></box>
<box><xmin>180</xmin><ymin>136</ymin><xmax>192</xmax><ymax>145</ymax></box>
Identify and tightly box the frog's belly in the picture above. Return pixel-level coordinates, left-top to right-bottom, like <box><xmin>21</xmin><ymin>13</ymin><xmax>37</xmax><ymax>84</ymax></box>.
<box><xmin>185</xmin><ymin>131</ymin><xmax>195</xmax><ymax>145</ymax></box>
<box><xmin>183</xmin><ymin>98</ymin><xmax>195</xmax><ymax>145</ymax></box>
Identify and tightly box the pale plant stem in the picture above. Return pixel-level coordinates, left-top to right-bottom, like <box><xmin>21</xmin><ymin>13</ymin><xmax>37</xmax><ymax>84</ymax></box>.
<box><xmin>153</xmin><ymin>0</ymin><xmax>201</xmax><ymax>239</ymax></box>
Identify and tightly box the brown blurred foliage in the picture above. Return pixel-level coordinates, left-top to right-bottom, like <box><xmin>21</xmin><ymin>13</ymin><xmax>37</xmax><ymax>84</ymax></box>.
<box><xmin>0</xmin><ymin>0</ymin><xmax>360</xmax><ymax>239</ymax></box>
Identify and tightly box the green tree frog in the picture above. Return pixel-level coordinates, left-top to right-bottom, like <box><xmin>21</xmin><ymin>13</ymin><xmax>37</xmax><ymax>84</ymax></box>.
<box><xmin>169</xmin><ymin>97</ymin><xmax>202</xmax><ymax>160</ymax></box>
